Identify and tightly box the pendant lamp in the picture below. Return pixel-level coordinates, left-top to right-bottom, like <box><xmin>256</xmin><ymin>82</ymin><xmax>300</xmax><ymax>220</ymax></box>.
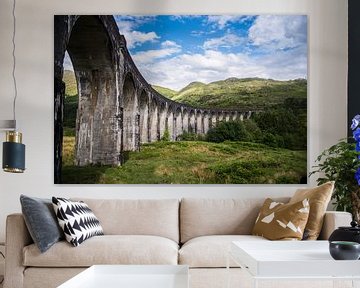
<box><xmin>1</xmin><ymin>0</ymin><xmax>25</xmax><ymax>173</ymax></box>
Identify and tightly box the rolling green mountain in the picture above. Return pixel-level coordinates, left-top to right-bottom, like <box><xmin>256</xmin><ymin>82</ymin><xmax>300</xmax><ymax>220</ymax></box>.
<box><xmin>63</xmin><ymin>69</ymin><xmax>306</xmax><ymax>110</ymax></box>
<box><xmin>152</xmin><ymin>85</ymin><xmax>178</xmax><ymax>99</ymax></box>
<box><xmin>152</xmin><ymin>78</ymin><xmax>307</xmax><ymax>110</ymax></box>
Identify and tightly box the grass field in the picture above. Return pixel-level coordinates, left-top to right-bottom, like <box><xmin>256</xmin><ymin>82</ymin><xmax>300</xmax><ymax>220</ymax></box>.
<box><xmin>62</xmin><ymin>136</ymin><xmax>307</xmax><ymax>184</ymax></box>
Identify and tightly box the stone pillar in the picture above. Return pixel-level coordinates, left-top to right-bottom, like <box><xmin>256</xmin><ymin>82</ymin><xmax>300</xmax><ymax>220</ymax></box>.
<box><xmin>203</xmin><ymin>112</ymin><xmax>209</xmax><ymax>134</ymax></box>
<box><xmin>139</xmin><ymin>91</ymin><xmax>149</xmax><ymax>144</ymax></box>
<box><xmin>239</xmin><ymin>112</ymin><xmax>244</xmax><ymax>121</ymax></box>
<box><xmin>196</xmin><ymin>111</ymin><xmax>202</xmax><ymax>134</ymax></box>
<box><xmin>182</xmin><ymin>110</ymin><xmax>189</xmax><ymax>133</ymax></box>
<box><xmin>174</xmin><ymin>109</ymin><xmax>182</xmax><ymax>140</ymax></box>
<box><xmin>218</xmin><ymin>112</ymin><xmax>224</xmax><ymax>123</ymax></box>
<box><xmin>149</xmin><ymin>98</ymin><xmax>158</xmax><ymax>142</ymax></box>
<box><xmin>122</xmin><ymin>75</ymin><xmax>139</xmax><ymax>152</ymax></box>
<box><xmin>159</xmin><ymin>103</ymin><xmax>167</xmax><ymax>139</ymax></box>
<box><xmin>167</xmin><ymin>108</ymin><xmax>174</xmax><ymax>141</ymax></box>
<box><xmin>210</xmin><ymin>112</ymin><xmax>217</xmax><ymax>128</ymax></box>
<box><xmin>189</xmin><ymin>110</ymin><xmax>196</xmax><ymax>133</ymax></box>
<box><xmin>225</xmin><ymin>112</ymin><xmax>230</xmax><ymax>122</ymax></box>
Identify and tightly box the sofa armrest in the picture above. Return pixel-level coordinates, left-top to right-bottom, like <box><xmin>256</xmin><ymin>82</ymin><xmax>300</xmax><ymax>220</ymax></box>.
<box><xmin>4</xmin><ymin>213</ymin><xmax>33</xmax><ymax>288</ymax></box>
<box><xmin>318</xmin><ymin>211</ymin><xmax>352</xmax><ymax>240</ymax></box>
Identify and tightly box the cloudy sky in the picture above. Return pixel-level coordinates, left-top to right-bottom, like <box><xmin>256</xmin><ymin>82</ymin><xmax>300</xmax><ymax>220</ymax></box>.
<box><xmin>65</xmin><ymin>15</ymin><xmax>307</xmax><ymax>91</ymax></box>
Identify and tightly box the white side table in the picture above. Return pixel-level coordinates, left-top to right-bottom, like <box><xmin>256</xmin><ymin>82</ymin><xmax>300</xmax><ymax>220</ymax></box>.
<box><xmin>228</xmin><ymin>241</ymin><xmax>360</xmax><ymax>288</ymax></box>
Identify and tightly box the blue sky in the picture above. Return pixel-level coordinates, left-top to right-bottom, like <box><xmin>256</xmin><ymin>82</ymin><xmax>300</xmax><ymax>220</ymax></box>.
<box><xmin>64</xmin><ymin>15</ymin><xmax>307</xmax><ymax>91</ymax></box>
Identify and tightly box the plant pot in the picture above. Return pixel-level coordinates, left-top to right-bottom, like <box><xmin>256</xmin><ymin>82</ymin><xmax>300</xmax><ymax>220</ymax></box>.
<box><xmin>329</xmin><ymin>241</ymin><xmax>360</xmax><ymax>260</ymax></box>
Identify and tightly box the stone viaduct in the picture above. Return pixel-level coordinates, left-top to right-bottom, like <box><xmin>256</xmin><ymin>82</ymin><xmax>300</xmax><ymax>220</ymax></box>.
<box><xmin>54</xmin><ymin>15</ymin><xmax>254</xmax><ymax>183</ymax></box>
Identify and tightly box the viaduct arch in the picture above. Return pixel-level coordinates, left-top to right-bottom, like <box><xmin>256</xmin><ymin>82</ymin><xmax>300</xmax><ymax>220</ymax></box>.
<box><xmin>54</xmin><ymin>15</ymin><xmax>254</xmax><ymax>183</ymax></box>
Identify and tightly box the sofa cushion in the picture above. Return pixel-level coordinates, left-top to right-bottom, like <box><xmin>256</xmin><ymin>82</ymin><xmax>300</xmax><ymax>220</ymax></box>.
<box><xmin>52</xmin><ymin>197</ymin><xmax>104</xmax><ymax>247</ymax></box>
<box><xmin>180</xmin><ymin>198</ymin><xmax>289</xmax><ymax>243</ymax></box>
<box><xmin>252</xmin><ymin>198</ymin><xmax>310</xmax><ymax>240</ymax></box>
<box><xmin>20</xmin><ymin>195</ymin><xmax>64</xmax><ymax>253</ymax></box>
<box><xmin>290</xmin><ymin>181</ymin><xmax>334</xmax><ymax>240</ymax></box>
<box><xmin>72</xmin><ymin>199</ymin><xmax>179</xmax><ymax>243</ymax></box>
<box><xmin>179</xmin><ymin>235</ymin><xmax>267</xmax><ymax>268</ymax></box>
<box><xmin>23</xmin><ymin>235</ymin><xmax>178</xmax><ymax>267</ymax></box>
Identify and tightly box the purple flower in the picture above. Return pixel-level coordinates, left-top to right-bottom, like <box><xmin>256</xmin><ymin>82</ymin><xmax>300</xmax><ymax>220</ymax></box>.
<box><xmin>356</xmin><ymin>167</ymin><xmax>360</xmax><ymax>186</ymax></box>
<box><xmin>353</xmin><ymin>128</ymin><xmax>360</xmax><ymax>142</ymax></box>
<box><xmin>357</xmin><ymin>142</ymin><xmax>360</xmax><ymax>152</ymax></box>
<box><xmin>352</xmin><ymin>115</ymin><xmax>360</xmax><ymax>130</ymax></box>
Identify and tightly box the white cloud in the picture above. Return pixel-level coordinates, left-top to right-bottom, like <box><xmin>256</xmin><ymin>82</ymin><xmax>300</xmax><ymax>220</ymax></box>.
<box><xmin>203</xmin><ymin>34</ymin><xmax>244</xmax><ymax>50</ymax></box>
<box><xmin>116</xmin><ymin>19</ymin><xmax>160</xmax><ymax>49</ymax></box>
<box><xmin>248</xmin><ymin>15</ymin><xmax>307</xmax><ymax>50</ymax></box>
<box><xmin>161</xmin><ymin>40</ymin><xmax>181</xmax><ymax>48</ymax></box>
<box><xmin>206</xmin><ymin>15</ymin><xmax>253</xmax><ymax>29</ymax></box>
<box><xmin>132</xmin><ymin>47</ymin><xmax>306</xmax><ymax>91</ymax></box>
<box><xmin>132</xmin><ymin>41</ymin><xmax>182</xmax><ymax>64</ymax></box>
<box><xmin>127</xmin><ymin>31</ymin><xmax>160</xmax><ymax>48</ymax></box>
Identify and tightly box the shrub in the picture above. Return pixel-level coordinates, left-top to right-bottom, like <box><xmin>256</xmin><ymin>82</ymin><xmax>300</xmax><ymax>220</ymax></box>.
<box><xmin>178</xmin><ymin>132</ymin><xmax>205</xmax><ymax>141</ymax></box>
<box><xmin>242</xmin><ymin>119</ymin><xmax>262</xmax><ymax>142</ymax></box>
<box><xmin>206</xmin><ymin>121</ymin><xmax>252</xmax><ymax>143</ymax></box>
<box><xmin>253</xmin><ymin>108</ymin><xmax>306</xmax><ymax>150</ymax></box>
<box><xmin>161</xmin><ymin>128</ymin><xmax>171</xmax><ymax>141</ymax></box>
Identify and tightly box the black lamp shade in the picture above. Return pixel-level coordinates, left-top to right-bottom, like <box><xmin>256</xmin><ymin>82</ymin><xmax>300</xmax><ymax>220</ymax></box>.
<box><xmin>2</xmin><ymin>141</ymin><xmax>25</xmax><ymax>173</ymax></box>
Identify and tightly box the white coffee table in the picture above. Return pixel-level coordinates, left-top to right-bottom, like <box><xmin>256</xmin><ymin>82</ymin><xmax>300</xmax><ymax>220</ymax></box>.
<box><xmin>228</xmin><ymin>241</ymin><xmax>360</xmax><ymax>288</ymax></box>
<box><xmin>58</xmin><ymin>265</ymin><xmax>189</xmax><ymax>288</ymax></box>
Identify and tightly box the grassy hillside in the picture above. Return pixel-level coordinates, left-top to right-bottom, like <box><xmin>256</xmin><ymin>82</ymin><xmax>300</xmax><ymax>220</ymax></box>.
<box><xmin>152</xmin><ymin>85</ymin><xmax>178</xmax><ymax>99</ymax></box>
<box><xmin>62</xmin><ymin>137</ymin><xmax>307</xmax><ymax>184</ymax></box>
<box><xmin>63</xmin><ymin>70</ymin><xmax>77</xmax><ymax>97</ymax></box>
<box><xmin>153</xmin><ymin>78</ymin><xmax>307</xmax><ymax>110</ymax></box>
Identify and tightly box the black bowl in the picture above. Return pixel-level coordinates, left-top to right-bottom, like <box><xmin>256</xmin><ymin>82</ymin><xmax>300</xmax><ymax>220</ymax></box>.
<box><xmin>329</xmin><ymin>241</ymin><xmax>360</xmax><ymax>260</ymax></box>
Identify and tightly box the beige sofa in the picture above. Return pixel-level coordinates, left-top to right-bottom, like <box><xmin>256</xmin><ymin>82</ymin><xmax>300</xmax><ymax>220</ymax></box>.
<box><xmin>4</xmin><ymin>198</ymin><xmax>352</xmax><ymax>288</ymax></box>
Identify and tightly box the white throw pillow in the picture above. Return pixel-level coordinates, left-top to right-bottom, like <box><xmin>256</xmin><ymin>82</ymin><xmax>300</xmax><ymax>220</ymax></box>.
<box><xmin>52</xmin><ymin>197</ymin><xmax>103</xmax><ymax>246</ymax></box>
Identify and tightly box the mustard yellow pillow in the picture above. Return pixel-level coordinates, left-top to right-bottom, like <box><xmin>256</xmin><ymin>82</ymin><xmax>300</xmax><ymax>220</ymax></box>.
<box><xmin>252</xmin><ymin>198</ymin><xmax>310</xmax><ymax>240</ymax></box>
<box><xmin>289</xmin><ymin>181</ymin><xmax>334</xmax><ymax>240</ymax></box>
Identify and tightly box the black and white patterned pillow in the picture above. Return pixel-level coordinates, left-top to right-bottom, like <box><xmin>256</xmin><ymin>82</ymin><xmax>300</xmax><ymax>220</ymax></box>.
<box><xmin>52</xmin><ymin>197</ymin><xmax>104</xmax><ymax>247</ymax></box>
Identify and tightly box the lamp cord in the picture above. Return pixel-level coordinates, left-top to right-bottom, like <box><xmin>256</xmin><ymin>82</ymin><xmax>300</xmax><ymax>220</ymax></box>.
<box><xmin>11</xmin><ymin>0</ymin><xmax>17</xmax><ymax>129</ymax></box>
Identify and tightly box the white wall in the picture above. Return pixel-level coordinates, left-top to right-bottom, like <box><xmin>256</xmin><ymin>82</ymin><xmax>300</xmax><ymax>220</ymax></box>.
<box><xmin>0</xmin><ymin>0</ymin><xmax>348</xmax><ymax>242</ymax></box>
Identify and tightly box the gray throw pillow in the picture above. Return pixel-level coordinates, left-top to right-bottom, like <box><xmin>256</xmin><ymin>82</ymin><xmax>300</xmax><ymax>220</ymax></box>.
<box><xmin>20</xmin><ymin>195</ymin><xmax>64</xmax><ymax>253</ymax></box>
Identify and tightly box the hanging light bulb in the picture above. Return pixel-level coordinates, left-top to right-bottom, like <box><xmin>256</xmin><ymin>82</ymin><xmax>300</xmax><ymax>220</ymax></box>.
<box><xmin>1</xmin><ymin>0</ymin><xmax>26</xmax><ymax>173</ymax></box>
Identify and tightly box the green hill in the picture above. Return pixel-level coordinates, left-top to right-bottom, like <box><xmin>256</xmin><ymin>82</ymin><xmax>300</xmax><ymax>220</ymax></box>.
<box><xmin>152</xmin><ymin>85</ymin><xmax>178</xmax><ymax>99</ymax></box>
<box><xmin>153</xmin><ymin>78</ymin><xmax>307</xmax><ymax>110</ymax></box>
<box><xmin>63</xmin><ymin>70</ymin><xmax>77</xmax><ymax>97</ymax></box>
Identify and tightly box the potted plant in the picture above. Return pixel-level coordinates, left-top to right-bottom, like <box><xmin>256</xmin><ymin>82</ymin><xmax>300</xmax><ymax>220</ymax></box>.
<box><xmin>310</xmin><ymin>115</ymin><xmax>360</xmax><ymax>222</ymax></box>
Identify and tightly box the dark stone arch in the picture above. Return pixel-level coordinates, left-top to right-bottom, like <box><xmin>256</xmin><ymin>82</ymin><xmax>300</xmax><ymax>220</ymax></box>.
<box><xmin>139</xmin><ymin>90</ymin><xmax>149</xmax><ymax>144</ymax></box>
<box><xmin>67</xmin><ymin>16</ymin><xmax>119</xmax><ymax>166</ymax></box>
<box><xmin>54</xmin><ymin>15</ymin><xmax>122</xmax><ymax>183</ymax></box>
<box><xmin>123</xmin><ymin>73</ymin><xmax>139</xmax><ymax>151</ymax></box>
